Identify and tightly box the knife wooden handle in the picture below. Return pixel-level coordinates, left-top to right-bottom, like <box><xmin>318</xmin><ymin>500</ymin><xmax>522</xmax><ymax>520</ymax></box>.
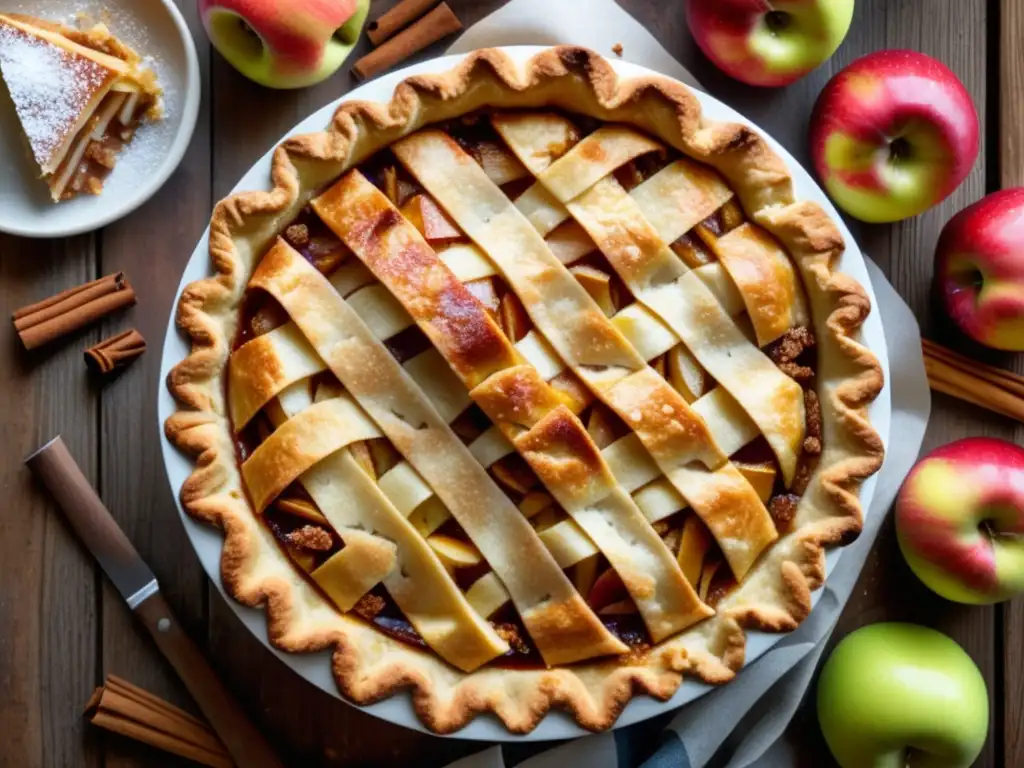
<box><xmin>26</xmin><ymin>436</ymin><xmax>284</xmax><ymax>768</ymax></box>
<box><xmin>25</xmin><ymin>436</ymin><xmax>147</xmax><ymax>577</ymax></box>
<box><xmin>136</xmin><ymin>592</ymin><xmax>285</xmax><ymax>768</ymax></box>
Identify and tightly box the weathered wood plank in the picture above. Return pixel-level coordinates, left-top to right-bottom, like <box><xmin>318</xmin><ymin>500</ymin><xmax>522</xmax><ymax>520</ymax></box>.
<box><xmin>0</xmin><ymin>235</ymin><xmax>100</xmax><ymax>768</ymax></box>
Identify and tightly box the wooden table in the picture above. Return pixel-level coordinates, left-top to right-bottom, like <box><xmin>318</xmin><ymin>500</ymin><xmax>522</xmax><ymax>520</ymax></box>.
<box><xmin>1</xmin><ymin>0</ymin><xmax>1019</xmax><ymax>765</ymax></box>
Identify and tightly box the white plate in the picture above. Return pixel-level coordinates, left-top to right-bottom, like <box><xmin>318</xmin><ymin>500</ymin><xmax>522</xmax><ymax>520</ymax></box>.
<box><xmin>158</xmin><ymin>47</ymin><xmax>892</xmax><ymax>742</ymax></box>
<box><xmin>0</xmin><ymin>0</ymin><xmax>200</xmax><ymax>237</ymax></box>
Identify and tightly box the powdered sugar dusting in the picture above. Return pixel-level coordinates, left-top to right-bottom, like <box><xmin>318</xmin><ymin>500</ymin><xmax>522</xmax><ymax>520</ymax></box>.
<box><xmin>63</xmin><ymin>3</ymin><xmax>180</xmax><ymax>198</ymax></box>
<box><xmin>0</xmin><ymin>21</ymin><xmax>111</xmax><ymax>169</ymax></box>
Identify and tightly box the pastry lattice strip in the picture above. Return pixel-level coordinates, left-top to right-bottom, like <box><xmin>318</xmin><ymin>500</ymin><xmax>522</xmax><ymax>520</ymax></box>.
<box><xmin>238</xmin><ymin>381</ymin><xmax>509</xmax><ymax>671</ymax></box>
<box><xmin>228</xmin><ymin>197</ymin><xmax>776</xmax><ymax>633</ymax></box>
<box><xmin>228</xmin><ymin>113</ymin><xmax>812</xmax><ymax>656</ymax></box>
<box><xmin>390</xmin><ymin>127</ymin><xmax>778</xmax><ymax>579</ymax></box>
<box><xmin>313</xmin><ymin>169</ymin><xmax>712</xmax><ymax>642</ymax></box>
<box><xmin>247</xmin><ymin>239</ymin><xmax>627</xmax><ymax>666</ymax></box>
<box><xmin>490</xmin><ymin>113</ymin><xmax>808</xmax><ymax>486</ymax></box>
<box><xmin>228</xmin><ymin>301</ymin><xmax>756</xmax><ymax>613</ymax></box>
<box><xmin>227</xmin><ymin>312</ymin><xmax>557</xmax><ymax>626</ymax></box>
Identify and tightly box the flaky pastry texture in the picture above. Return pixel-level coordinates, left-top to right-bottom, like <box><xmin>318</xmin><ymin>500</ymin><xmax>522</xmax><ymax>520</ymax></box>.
<box><xmin>165</xmin><ymin>47</ymin><xmax>885</xmax><ymax>734</ymax></box>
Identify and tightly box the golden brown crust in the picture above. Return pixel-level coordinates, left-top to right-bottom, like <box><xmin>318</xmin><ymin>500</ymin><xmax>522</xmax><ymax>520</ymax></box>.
<box><xmin>514</xmin><ymin>405</ymin><xmax>614</xmax><ymax>508</ymax></box>
<box><xmin>471</xmin><ymin>365</ymin><xmax>565</xmax><ymax>429</ymax></box>
<box><xmin>312</xmin><ymin>172</ymin><xmax>520</xmax><ymax>387</ymax></box>
<box><xmin>164</xmin><ymin>46</ymin><xmax>884</xmax><ymax>734</ymax></box>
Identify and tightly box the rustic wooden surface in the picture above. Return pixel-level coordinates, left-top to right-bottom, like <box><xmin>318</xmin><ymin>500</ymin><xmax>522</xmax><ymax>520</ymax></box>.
<box><xmin>0</xmin><ymin>0</ymin><xmax>1016</xmax><ymax>765</ymax></box>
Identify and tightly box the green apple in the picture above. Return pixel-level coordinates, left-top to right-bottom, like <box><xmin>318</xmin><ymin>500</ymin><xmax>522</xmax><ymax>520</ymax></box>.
<box><xmin>817</xmin><ymin>623</ymin><xmax>988</xmax><ymax>767</ymax></box>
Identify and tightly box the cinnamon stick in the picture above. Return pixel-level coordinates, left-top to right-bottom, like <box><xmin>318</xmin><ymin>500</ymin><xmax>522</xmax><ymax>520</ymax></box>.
<box><xmin>85</xmin><ymin>328</ymin><xmax>146</xmax><ymax>374</ymax></box>
<box><xmin>84</xmin><ymin>686</ymin><xmax>103</xmax><ymax>713</ymax></box>
<box><xmin>353</xmin><ymin>3</ymin><xmax>462</xmax><ymax>80</ymax></box>
<box><xmin>102</xmin><ymin>685</ymin><xmax>221</xmax><ymax>752</ymax></box>
<box><xmin>106</xmin><ymin>675</ymin><xmax>210</xmax><ymax>734</ymax></box>
<box><xmin>923</xmin><ymin>339</ymin><xmax>1024</xmax><ymax>398</ymax></box>
<box><xmin>85</xmin><ymin>675</ymin><xmax>233</xmax><ymax>768</ymax></box>
<box><xmin>91</xmin><ymin>711</ymin><xmax>233</xmax><ymax>768</ymax></box>
<box><xmin>922</xmin><ymin>339</ymin><xmax>1024</xmax><ymax>423</ymax></box>
<box><xmin>13</xmin><ymin>273</ymin><xmax>136</xmax><ymax>350</ymax></box>
<box><xmin>367</xmin><ymin>0</ymin><xmax>439</xmax><ymax>46</ymax></box>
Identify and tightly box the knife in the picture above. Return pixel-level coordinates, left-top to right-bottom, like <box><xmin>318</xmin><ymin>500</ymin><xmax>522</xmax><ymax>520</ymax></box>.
<box><xmin>26</xmin><ymin>436</ymin><xmax>285</xmax><ymax>768</ymax></box>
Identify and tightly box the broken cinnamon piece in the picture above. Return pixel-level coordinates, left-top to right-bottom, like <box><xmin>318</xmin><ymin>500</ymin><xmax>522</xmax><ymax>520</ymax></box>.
<box><xmin>14</xmin><ymin>272</ymin><xmax>136</xmax><ymax>350</ymax></box>
<box><xmin>84</xmin><ymin>329</ymin><xmax>146</xmax><ymax>374</ymax></box>
<box><xmin>367</xmin><ymin>0</ymin><xmax>439</xmax><ymax>46</ymax></box>
<box><xmin>353</xmin><ymin>3</ymin><xmax>462</xmax><ymax>80</ymax></box>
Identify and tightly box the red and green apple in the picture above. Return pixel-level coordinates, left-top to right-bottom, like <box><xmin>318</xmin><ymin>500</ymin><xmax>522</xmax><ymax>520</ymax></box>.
<box><xmin>817</xmin><ymin>623</ymin><xmax>988</xmax><ymax>768</ymax></box>
<box><xmin>896</xmin><ymin>437</ymin><xmax>1024</xmax><ymax>604</ymax></box>
<box><xmin>935</xmin><ymin>189</ymin><xmax>1024</xmax><ymax>351</ymax></box>
<box><xmin>685</xmin><ymin>0</ymin><xmax>854</xmax><ymax>87</ymax></box>
<box><xmin>810</xmin><ymin>50</ymin><xmax>980</xmax><ymax>223</ymax></box>
<box><xmin>199</xmin><ymin>0</ymin><xmax>370</xmax><ymax>89</ymax></box>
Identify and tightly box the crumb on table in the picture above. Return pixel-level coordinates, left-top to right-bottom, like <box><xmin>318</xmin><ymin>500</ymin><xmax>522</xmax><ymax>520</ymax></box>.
<box><xmin>612</xmin><ymin>43</ymin><xmax>624</xmax><ymax>57</ymax></box>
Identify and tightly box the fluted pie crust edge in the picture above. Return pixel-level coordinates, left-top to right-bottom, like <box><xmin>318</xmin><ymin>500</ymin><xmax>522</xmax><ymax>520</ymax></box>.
<box><xmin>164</xmin><ymin>47</ymin><xmax>885</xmax><ymax>734</ymax></box>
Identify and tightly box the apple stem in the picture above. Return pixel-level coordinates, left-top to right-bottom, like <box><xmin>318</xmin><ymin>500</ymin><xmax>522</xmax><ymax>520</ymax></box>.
<box><xmin>889</xmin><ymin>137</ymin><xmax>912</xmax><ymax>163</ymax></box>
<box><xmin>764</xmin><ymin>10</ymin><xmax>791</xmax><ymax>34</ymax></box>
<box><xmin>238</xmin><ymin>18</ymin><xmax>260</xmax><ymax>42</ymax></box>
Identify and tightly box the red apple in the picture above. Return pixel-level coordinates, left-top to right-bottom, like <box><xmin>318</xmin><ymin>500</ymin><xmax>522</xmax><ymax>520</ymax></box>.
<box><xmin>935</xmin><ymin>189</ymin><xmax>1024</xmax><ymax>351</ymax></box>
<box><xmin>896</xmin><ymin>437</ymin><xmax>1024</xmax><ymax>604</ymax></box>
<box><xmin>810</xmin><ymin>50</ymin><xmax>980</xmax><ymax>223</ymax></box>
<box><xmin>199</xmin><ymin>0</ymin><xmax>369</xmax><ymax>89</ymax></box>
<box><xmin>686</xmin><ymin>0</ymin><xmax>854</xmax><ymax>87</ymax></box>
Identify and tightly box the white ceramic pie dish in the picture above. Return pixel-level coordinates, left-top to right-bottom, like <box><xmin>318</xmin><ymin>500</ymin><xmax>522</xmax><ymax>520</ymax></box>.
<box><xmin>158</xmin><ymin>47</ymin><xmax>891</xmax><ymax>741</ymax></box>
<box><xmin>0</xmin><ymin>0</ymin><xmax>200</xmax><ymax>238</ymax></box>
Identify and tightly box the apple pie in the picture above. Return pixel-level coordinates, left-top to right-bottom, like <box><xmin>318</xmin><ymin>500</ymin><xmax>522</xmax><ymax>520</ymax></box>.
<box><xmin>0</xmin><ymin>13</ymin><xmax>162</xmax><ymax>201</ymax></box>
<box><xmin>166</xmin><ymin>47</ymin><xmax>884</xmax><ymax>733</ymax></box>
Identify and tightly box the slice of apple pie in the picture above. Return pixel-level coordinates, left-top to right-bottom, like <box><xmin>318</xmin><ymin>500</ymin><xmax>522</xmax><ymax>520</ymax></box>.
<box><xmin>0</xmin><ymin>13</ymin><xmax>162</xmax><ymax>202</ymax></box>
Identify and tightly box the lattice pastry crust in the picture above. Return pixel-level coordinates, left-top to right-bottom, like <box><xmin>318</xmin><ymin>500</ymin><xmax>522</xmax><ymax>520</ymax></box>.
<box><xmin>166</xmin><ymin>47</ymin><xmax>884</xmax><ymax>733</ymax></box>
